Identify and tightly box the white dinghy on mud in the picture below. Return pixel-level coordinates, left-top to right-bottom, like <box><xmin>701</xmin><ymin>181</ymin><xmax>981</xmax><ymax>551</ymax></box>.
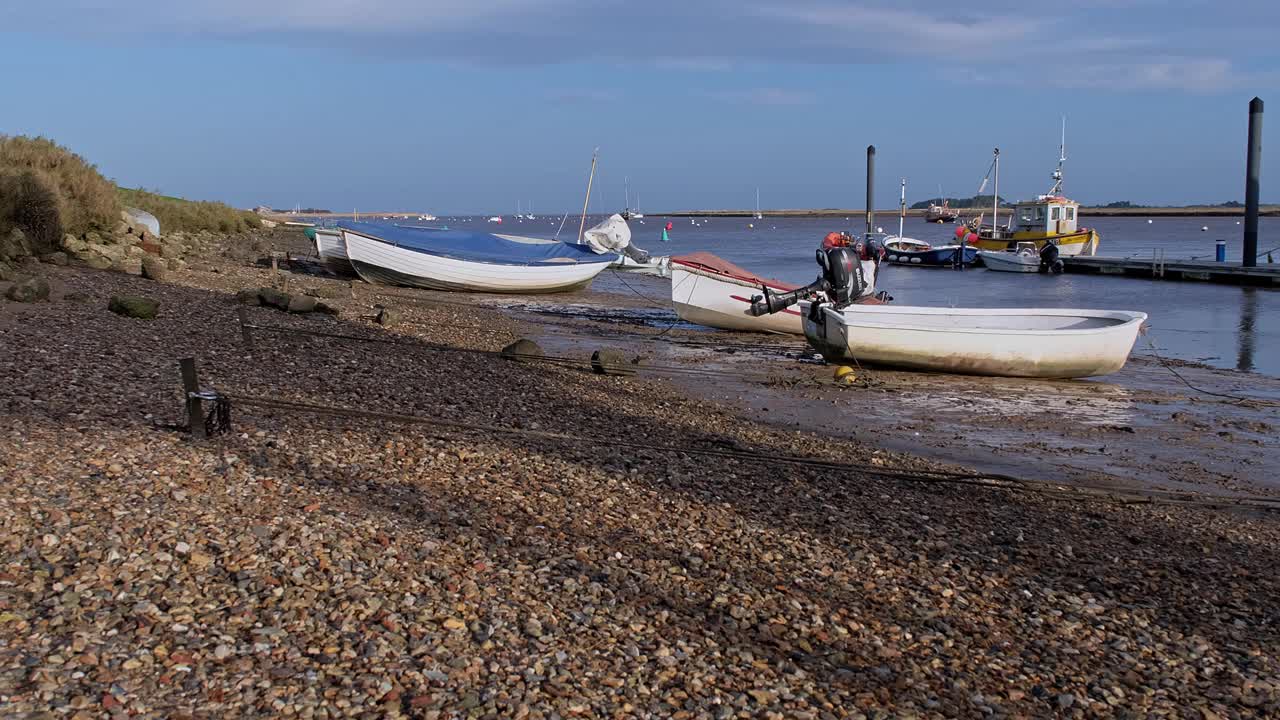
<box><xmin>800</xmin><ymin>303</ymin><xmax>1147</xmax><ymax>378</ymax></box>
<box><xmin>338</xmin><ymin>221</ymin><xmax>614</xmax><ymax>293</ymax></box>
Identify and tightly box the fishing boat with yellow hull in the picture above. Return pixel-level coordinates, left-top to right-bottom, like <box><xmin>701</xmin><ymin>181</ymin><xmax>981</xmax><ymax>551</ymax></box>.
<box><xmin>965</xmin><ymin>121</ymin><xmax>1100</xmax><ymax>258</ymax></box>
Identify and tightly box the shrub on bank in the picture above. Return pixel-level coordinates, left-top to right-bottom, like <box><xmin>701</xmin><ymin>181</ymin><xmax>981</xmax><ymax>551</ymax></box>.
<box><xmin>118</xmin><ymin>187</ymin><xmax>261</xmax><ymax>235</ymax></box>
<box><xmin>0</xmin><ymin>135</ymin><xmax>121</xmax><ymax>252</ymax></box>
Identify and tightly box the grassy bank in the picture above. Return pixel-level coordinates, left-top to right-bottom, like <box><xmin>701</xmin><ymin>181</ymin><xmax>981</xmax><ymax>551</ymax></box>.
<box><xmin>0</xmin><ymin>135</ymin><xmax>260</xmax><ymax>262</ymax></box>
<box><xmin>116</xmin><ymin>187</ymin><xmax>260</xmax><ymax>235</ymax></box>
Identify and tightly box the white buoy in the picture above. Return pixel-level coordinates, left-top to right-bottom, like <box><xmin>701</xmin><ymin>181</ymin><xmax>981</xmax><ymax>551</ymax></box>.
<box><xmin>1147</xmin><ymin>219</ymin><xmax>1153</xmax><ymax>224</ymax></box>
<box><xmin>1201</xmin><ymin>226</ymin><xmax>1209</xmax><ymax>232</ymax></box>
<box><xmin>748</xmin><ymin>223</ymin><xmax>754</xmax><ymax>229</ymax></box>
<box><xmin>876</xmin><ymin>226</ymin><xmax>883</xmax><ymax>233</ymax></box>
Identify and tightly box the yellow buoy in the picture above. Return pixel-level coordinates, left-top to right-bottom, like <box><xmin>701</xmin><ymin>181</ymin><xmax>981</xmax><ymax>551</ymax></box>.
<box><xmin>833</xmin><ymin>365</ymin><xmax>857</xmax><ymax>384</ymax></box>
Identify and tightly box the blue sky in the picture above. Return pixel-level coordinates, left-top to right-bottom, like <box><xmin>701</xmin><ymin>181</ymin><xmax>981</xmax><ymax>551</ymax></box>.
<box><xmin>2</xmin><ymin>1</ymin><xmax>1278</xmax><ymax>213</ymax></box>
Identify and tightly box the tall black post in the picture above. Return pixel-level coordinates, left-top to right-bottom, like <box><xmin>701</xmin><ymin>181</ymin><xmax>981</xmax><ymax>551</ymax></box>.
<box><xmin>1244</xmin><ymin>97</ymin><xmax>1263</xmax><ymax>267</ymax></box>
<box><xmin>865</xmin><ymin>145</ymin><xmax>876</xmax><ymax>238</ymax></box>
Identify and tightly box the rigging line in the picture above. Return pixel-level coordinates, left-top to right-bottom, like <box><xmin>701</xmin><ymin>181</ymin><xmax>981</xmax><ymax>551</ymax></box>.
<box><xmin>1142</xmin><ymin>338</ymin><xmax>1280</xmax><ymax>407</ymax></box>
<box><xmin>216</xmin><ymin>393</ymin><xmax>1280</xmax><ymax>511</ymax></box>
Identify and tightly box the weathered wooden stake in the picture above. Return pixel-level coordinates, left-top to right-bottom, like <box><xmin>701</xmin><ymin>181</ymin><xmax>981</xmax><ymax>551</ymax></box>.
<box><xmin>236</xmin><ymin>306</ymin><xmax>255</xmax><ymax>353</ymax></box>
<box><xmin>180</xmin><ymin>358</ymin><xmax>206</xmax><ymax>440</ymax></box>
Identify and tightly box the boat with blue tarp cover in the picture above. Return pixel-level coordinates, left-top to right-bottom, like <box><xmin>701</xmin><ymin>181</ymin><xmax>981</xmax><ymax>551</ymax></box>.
<box><xmin>338</xmin><ymin>220</ymin><xmax>614</xmax><ymax>293</ymax></box>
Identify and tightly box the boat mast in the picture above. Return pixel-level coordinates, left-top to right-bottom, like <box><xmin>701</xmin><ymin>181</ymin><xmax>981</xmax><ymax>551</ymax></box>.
<box><xmin>898</xmin><ymin>178</ymin><xmax>906</xmax><ymax>239</ymax></box>
<box><xmin>991</xmin><ymin>148</ymin><xmax>1000</xmax><ymax>232</ymax></box>
<box><xmin>624</xmin><ymin>176</ymin><xmax>630</xmax><ymax>213</ymax></box>
<box><xmin>577</xmin><ymin>148</ymin><xmax>599</xmax><ymax>243</ymax></box>
<box><xmin>1049</xmin><ymin>116</ymin><xmax>1066</xmax><ymax>196</ymax></box>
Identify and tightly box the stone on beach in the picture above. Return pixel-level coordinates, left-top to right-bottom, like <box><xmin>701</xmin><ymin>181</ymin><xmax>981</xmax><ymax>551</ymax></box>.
<box><xmin>500</xmin><ymin>338</ymin><xmax>543</xmax><ymax>361</ymax></box>
<box><xmin>141</xmin><ymin>256</ymin><xmax>168</xmax><ymax>282</ymax></box>
<box><xmin>591</xmin><ymin>347</ymin><xmax>636</xmax><ymax>375</ymax></box>
<box><xmin>4</xmin><ymin>275</ymin><xmax>51</xmax><ymax>302</ymax></box>
<box><xmin>375</xmin><ymin>306</ymin><xmax>401</xmax><ymax>327</ymax></box>
<box><xmin>107</xmin><ymin>294</ymin><xmax>159</xmax><ymax>319</ymax></box>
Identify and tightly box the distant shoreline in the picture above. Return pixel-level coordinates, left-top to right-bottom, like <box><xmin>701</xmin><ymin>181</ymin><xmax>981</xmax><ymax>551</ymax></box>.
<box><xmin>266</xmin><ymin>205</ymin><xmax>1280</xmax><ymax>222</ymax></box>
<box><xmin>660</xmin><ymin>206</ymin><xmax>1280</xmax><ymax>218</ymax></box>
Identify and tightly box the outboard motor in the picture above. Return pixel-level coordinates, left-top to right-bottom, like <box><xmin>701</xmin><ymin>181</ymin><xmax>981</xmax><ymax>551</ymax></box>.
<box><xmin>748</xmin><ymin>234</ymin><xmax>869</xmax><ymax>317</ymax></box>
<box><xmin>1039</xmin><ymin>241</ymin><xmax>1064</xmax><ymax>274</ymax></box>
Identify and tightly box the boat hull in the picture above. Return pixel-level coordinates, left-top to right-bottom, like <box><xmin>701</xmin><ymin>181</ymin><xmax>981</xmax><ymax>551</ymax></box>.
<box><xmin>671</xmin><ymin>264</ymin><xmax>801</xmax><ymax>334</ymax></box>
<box><xmin>978</xmin><ymin>251</ymin><xmax>1041</xmax><ymax>273</ymax></box>
<box><xmin>886</xmin><ymin>245</ymin><xmax>979</xmax><ymax>267</ymax></box>
<box><xmin>314</xmin><ymin>228</ymin><xmax>356</xmax><ymax>275</ymax></box>
<box><xmin>800</xmin><ymin>302</ymin><xmax>1146</xmax><ymax>378</ymax></box>
<box><xmin>342</xmin><ymin>228</ymin><xmax>609</xmax><ymax>294</ymax></box>
<box><xmin>974</xmin><ymin>228</ymin><xmax>1099</xmax><ymax>256</ymax></box>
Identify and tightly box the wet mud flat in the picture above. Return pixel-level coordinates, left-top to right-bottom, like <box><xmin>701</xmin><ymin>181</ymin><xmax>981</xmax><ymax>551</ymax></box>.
<box><xmin>496</xmin><ymin>280</ymin><xmax>1280</xmax><ymax>501</ymax></box>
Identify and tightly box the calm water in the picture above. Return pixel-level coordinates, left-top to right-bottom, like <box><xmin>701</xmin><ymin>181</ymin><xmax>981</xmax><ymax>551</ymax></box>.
<box><xmin>447</xmin><ymin>214</ymin><xmax>1280</xmax><ymax>376</ymax></box>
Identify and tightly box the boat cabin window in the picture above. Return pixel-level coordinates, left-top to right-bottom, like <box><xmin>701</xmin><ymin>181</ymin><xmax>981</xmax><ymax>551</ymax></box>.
<box><xmin>1050</xmin><ymin>206</ymin><xmax>1061</xmax><ymax>221</ymax></box>
<box><xmin>1065</xmin><ymin>206</ymin><xmax>1076</xmax><ymax>220</ymax></box>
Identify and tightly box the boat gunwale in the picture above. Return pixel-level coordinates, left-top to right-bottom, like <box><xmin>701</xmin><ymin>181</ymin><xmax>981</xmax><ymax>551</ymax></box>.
<box><xmin>340</xmin><ymin>227</ymin><xmax>613</xmax><ymax>268</ymax></box>
<box><xmin>669</xmin><ymin>259</ymin><xmax>795</xmax><ymax>292</ymax></box>
<box><xmin>809</xmin><ymin>303</ymin><xmax>1147</xmax><ymax>337</ymax></box>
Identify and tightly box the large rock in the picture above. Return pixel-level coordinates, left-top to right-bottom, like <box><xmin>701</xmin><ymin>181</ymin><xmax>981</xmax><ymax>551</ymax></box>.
<box><xmin>286</xmin><ymin>295</ymin><xmax>317</xmax><ymax>313</ymax></box>
<box><xmin>62</xmin><ymin>234</ymin><xmax>88</xmax><ymax>254</ymax></box>
<box><xmin>315</xmin><ymin>301</ymin><xmax>340</xmax><ymax>316</ymax></box>
<box><xmin>87</xmin><ymin>243</ymin><xmax>125</xmax><ymax>263</ymax></box>
<box><xmin>108</xmin><ymin>295</ymin><xmax>159</xmax><ymax>319</ymax></box>
<box><xmin>0</xmin><ymin>228</ymin><xmax>31</xmax><ymax>261</ymax></box>
<box><xmin>235</xmin><ymin>289</ymin><xmax>261</xmax><ymax>306</ymax></box>
<box><xmin>258</xmin><ymin>288</ymin><xmax>291</xmax><ymax>310</ymax></box>
<box><xmin>82</xmin><ymin>255</ymin><xmax>112</xmax><ymax>270</ymax></box>
<box><xmin>141</xmin><ymin>256</ymin><xmax>168</xmax><ymax>281</ymax></box>
<box><xmin>4</xmin><ymin>276</ymin><xmax>51</xmax><ymax>303</ymax></box>
<box><xmin>0</xmin><ymin>262</ymin><xmax>16</xmax><ymax>282</ymax></box>
<box><xmin>41</xmin><ymin>251</ymin><xmax>69</xmax><ymax>266</ymax></box>
<box><xmin>112</xmin><ymin>257</ymin><xmax>143</xmax><ymax>276</ymax></box>
<box><xmin>303</xmin><ymin>285</ymin><xmax>345</xmax><ymax>299</ymax></box>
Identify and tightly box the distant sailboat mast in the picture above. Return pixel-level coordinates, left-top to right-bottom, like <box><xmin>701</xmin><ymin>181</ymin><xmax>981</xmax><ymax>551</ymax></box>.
<box><xmin>897</xmin><ymin>178</ymin><xmax>906</xmax><ymax>239</ymax></box>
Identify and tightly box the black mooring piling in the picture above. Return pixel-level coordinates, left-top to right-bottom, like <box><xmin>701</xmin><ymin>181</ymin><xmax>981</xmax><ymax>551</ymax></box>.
<box><xmin>1244</xmin><ymin>97</ymin><xmax>1263</xmax><ymax>268</ymax></box>
<box><xmin>865</xmin><ymin>145</ymin><xmax>876</xmax><ymax>237</ymax></box>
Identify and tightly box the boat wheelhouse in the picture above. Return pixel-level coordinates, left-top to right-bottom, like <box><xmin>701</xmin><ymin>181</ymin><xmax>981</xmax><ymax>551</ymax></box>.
<box><xmin>969</xmin><ymin>122</ymin><xmax>1101</xmax><ymax>257</ymax></box>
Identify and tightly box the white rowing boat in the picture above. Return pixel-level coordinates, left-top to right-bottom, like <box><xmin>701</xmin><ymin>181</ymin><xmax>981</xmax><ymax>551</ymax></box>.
<box><xmin>313</xmin><ymin>227</ymin><xmax>356</xmax><ymax>275</ymax></box>
<box><xmin>339</xmin><ymin>221</ymin><xmax>613</xmax><ymax>294</ymax></box>
<box><xmin>671</xmin><ymin>252</ymin><xmax>883</xmax><ymax>334</ymax></box>
<box><xmin>800</xmin><ymin>302</ymin><xmax>1146</xmax><ymax>378</ymax></box>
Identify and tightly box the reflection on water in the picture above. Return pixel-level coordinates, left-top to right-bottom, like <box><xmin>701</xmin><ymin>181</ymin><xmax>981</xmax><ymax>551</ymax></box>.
<box><xmin>1238</xmin><ymin>288</ymin><xmax>1258</xmax><ymax>372</ymax></box>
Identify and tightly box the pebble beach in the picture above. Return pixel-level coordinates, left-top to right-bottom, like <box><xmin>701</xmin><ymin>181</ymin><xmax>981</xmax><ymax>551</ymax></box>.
<box><xmin>2</xmin><ymin>227</ymin><xmax>1279</xmax><ymax>718</ymax></box>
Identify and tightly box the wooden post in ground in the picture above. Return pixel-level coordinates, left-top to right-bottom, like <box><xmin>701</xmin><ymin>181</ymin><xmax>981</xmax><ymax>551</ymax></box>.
<box><xmin>236</xmin><ymin>306</ymin><xmax>255</xmax><ymax>353</ymax></box>
<box><xmin>180</xmin><ymin>358</ymin><xmax>206</xmax><ymax>440</ymax></box>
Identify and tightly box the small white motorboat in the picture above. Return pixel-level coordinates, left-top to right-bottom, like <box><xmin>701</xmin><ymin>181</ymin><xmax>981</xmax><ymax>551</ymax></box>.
<box><xmin>978</xmin><ymin>242</ymin><xmax>1041</xmax><ymax>273</ymax></box>
<box><xmin>800</xmin><ymin>302</ymin><xmax>1147</xmax><ymax>378</ymax></box>
<box><xmin>671</xmin><ymin>253</ymin><xmax>805</xmax><ymax>333</ymax></box>
<box><xmin>671</xmin><ymin>252</ymin><xmax>883</xmax><ymax>334</ymax></box>
<box><xmin>339</xmin><ymin>221</ymin><xmax>613</xmax><ymax>293</ymax></box>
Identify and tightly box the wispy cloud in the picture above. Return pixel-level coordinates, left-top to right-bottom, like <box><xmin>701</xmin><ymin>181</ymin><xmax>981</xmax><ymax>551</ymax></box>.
<box><xmin>705</xmin><ymin>87</ymin><xmax>817</xmax><ymax>106</ymax></box>
<box><xmin>3</xmin><ymin>0</ymin><xmax>1276</xmax><ymax>94</ymax></box>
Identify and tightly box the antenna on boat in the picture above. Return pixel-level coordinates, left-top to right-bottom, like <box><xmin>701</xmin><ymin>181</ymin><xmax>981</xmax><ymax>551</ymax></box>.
<box><xmin>991</xmin><ymin>148</ymin><xmax>1000</xmax><ymax>233</ymax></box>
<box><xmin>1048</xmin><ymin>115</ymin><xmax>1066</xmax><ymax>196</ymax></box>
<box><xmin>897</xmin><ymin>178</ymin><xmax>906</xmax><ymax>239</ymax></box>
<box><xmin>577</xmin><ymin>148</ymin><xmax>599</xmax><ymax>244</ymax></box>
